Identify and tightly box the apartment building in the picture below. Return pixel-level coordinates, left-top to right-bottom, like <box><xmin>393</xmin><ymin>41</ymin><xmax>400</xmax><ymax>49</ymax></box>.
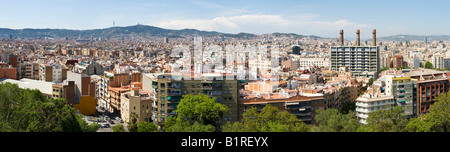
<box><xmin>241</xmin><ymin>94</ymin><xmax>325</xmax><ymax>124</ymax></box>
<box><xmin>404</xmin><ymin>69</ymin><xmax>450</xmax><ymax>114</ymax></box>
<box><xmin>97</xmin><ymin>70</ymin><xmax>142</xmax><ymax>114</ymax></box>
<box><xmin>146</xmin><ymin>73</ymin><xmax>240</xmax><ymax>125</ymax></box>
<box><xmin>431</xmin><ymin>54</ymin><xmax>444</xmax><ymax>69</ymax></box>
<box><xmin>356</xmin><ymin>93</ymin><xmax>395</xmax><ymax>124</ymax></box>
<box><xmin>330</xmin><ymin>29</ymin><xmax>380</xmax><ymax>78</ymax></box>
<box><xmin>120</xmin><ymin>90</ymin><xmax>154</xmax><ymax>123</ymax></box>
<box><xmin>393</xmin><ymin>55</ymin><xmax>404</xmax><ymax>68</ymax></box>
<box><xmin>39</xmin><ymin>63</ymin><xmax>63</xmax><ymax>83</ymax></box>
<box><xmin>0</xmin><ymin>62</ymin><xmax>17</xmax><ymax>80</ymax></box>
<box><xmin>299</xmin><ymin>57</ymin><xmax>330</xmax><ymax>68</ymax></box>
<box><xmin>391</xmin><ymin>77</ymin><xmax>418</xmax><ymax>118</ymax></box>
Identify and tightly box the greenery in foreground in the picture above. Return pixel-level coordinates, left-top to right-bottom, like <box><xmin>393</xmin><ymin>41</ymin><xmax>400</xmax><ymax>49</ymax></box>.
<box><xmin>2</xmin><ymin>82</ymin><xmax>449</xmax><ymax>132</ymax></box>
<box><xmin>0</xmin><ymin>83</ymin><xmax>96</xmax><ymax>132</ymax></box>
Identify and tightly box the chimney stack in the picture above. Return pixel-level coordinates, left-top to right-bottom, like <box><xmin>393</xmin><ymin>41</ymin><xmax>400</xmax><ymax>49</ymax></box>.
<box><xmin>356</xmin><ymin>29</ymin><xmax>360</xmax><ymax>46</ymax></box>
<box><xmin>372</xmin><ymin>29</ymin><xmax>377</xmax><ymax>46</ymax></box>
<box><xmin>339</xmin><ymin>30</ymin><xmax>344</xmax><ymax>45</ymax></box>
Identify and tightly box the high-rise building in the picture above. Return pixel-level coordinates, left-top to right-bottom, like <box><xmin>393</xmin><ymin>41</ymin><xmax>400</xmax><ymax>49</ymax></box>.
<box><xmin>330</xmin><ymin>29</ymin><xmax>380</xmax><ymax>78</ymax></box>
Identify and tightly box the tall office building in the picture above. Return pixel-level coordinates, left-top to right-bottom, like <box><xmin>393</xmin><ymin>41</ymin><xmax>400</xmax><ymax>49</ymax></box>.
<box><xmin>330</xmin><ymin>29</ymin><xmax>380</xmax><ymax>78</ymax></box>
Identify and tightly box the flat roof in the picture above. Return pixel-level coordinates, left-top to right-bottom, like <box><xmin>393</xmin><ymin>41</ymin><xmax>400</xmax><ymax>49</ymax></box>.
<box><xmin>0</xmin><ymin>78</ymin><xmax>54</xmax><ymax>95</ymax></box>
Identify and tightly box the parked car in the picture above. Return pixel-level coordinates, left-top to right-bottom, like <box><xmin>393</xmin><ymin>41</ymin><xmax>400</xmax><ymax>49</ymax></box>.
<box><xmin>115</xmin><ymin>117</ymin><xmax>123</xmax><ymax>123</ymax></box>
<box><xmin>100</xmin><ymin>123</ymin><xmax>110</xmax><ymax>128</ymax></box>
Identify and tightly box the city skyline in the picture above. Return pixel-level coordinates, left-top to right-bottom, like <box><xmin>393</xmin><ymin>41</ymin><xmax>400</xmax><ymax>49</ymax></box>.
<box><xmin>1</xmin><ymin>0</ymin><xmax>450</xmax><ymax>39</ymax></box>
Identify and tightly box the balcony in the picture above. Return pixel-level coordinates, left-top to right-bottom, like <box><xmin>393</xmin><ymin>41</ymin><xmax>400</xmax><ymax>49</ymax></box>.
<box><xmin>356</xmin><ymin>108</ymin><xmax>371</xmax><ymax>113</ymax></box>
<box><xmin>357</xmin><ymin>113</ymin><xmax>369</xmax><ymax>119</ymax></box>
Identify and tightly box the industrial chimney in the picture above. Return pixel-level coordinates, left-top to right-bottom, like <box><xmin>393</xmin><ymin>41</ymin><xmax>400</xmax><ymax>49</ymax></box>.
<box><xmin>340</xmin><ymin>30</ymin><xmax>344</xmax><ymax>45</ymax></box>
<box><xmin>356</xmin><ymin>29</ymin><xmax>360</xmax><ymax>46</ymax></box>
<box><xmin>372</xmin><ymin>29</ymin><xmax>376</xmax><ymax>46</ymax></box>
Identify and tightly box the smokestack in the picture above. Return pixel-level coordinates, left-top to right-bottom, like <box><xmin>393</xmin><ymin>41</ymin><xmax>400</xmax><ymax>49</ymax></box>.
<box><xmin>340</xmin><ymin>30</ymin><xmax>344</xmax><ymax>45</ymax></box>
<box><xmin>372</xmin><ymin>29</ymin><xmax>376</xmax><ymax>46</ymax></box>
<box><xmin>356</xmin><ymin>29</ymin><xmax>360</xmax><ymax>46</ymax></box>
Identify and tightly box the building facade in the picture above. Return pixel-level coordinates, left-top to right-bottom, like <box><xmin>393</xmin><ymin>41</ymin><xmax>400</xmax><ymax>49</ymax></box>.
<box><xmin>391</xmin><ymin>77</ymin><xmax>418</xmax><ymax>118</ymax></box>
<box><xmin>148</xmin><ymin>73</ymin><xmax>240</xmax><ymax>126</ymax></box>
<box><xmin>356</xmin><ymin>94</ymin><xmax>395</xmax><ymax>124</ymax></box>
<box><xmin>120</xmin><ymin>90</ymin><xmax>154</xmax><ymax>123</ymax></box>
<box><xmin>240</xmin><ymin>95</ymin><xmax>325</xmax><ymax>124</ymax></box>
<box><xmin>330</xmin><ymin>46</ymin><xmax>380</xmax><ymax>78</ymax></box>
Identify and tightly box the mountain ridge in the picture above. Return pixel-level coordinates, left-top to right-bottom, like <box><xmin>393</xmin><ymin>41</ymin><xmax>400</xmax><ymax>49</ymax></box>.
<box><xmin>0</xmin><ymin>24</ymin><xmax>319</xmax><ymax>39</ymax></box>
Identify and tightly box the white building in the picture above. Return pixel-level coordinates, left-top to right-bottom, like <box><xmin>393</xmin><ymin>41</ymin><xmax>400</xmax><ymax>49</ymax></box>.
<box><xmin>299</xmin><ymin>57</ymin><xmax>330</xmax><ymax>68</ymax></box>
<box><xmin>431</xmin><ymin>54</ymin><xmax>444</xmax><ymax>69</ymax></box>
<box><xmin>356</xmin><ymin>94</ymin><xmax>395</xmax><ymax>124</ymax></box>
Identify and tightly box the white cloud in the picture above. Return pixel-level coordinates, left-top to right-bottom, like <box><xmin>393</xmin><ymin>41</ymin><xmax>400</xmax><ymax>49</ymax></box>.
<box><xmin>156</xmin><ymin>14</ymin><xmax>372</xmax><ymax>38</ymax></box>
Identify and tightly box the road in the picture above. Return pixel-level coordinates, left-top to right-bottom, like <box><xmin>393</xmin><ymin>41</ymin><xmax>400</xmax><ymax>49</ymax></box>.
<box><xmin>84</xmin><ymin>108</ymin><xmax>128</xmax><ymax>132</ymax></box>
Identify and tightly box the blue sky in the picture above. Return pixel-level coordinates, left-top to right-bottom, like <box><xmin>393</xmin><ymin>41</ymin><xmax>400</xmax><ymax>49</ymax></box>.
<box><xmin>1</xmin><ymin>0</ymin><xmax>449</xmax><ymax>39</ymax></box>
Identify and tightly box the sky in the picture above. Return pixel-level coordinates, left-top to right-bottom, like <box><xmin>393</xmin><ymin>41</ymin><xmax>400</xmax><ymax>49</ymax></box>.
<box><xmin>1</xmin><ymin>0</ymin><xmax>450</xmax><ymax>39</ymax></box>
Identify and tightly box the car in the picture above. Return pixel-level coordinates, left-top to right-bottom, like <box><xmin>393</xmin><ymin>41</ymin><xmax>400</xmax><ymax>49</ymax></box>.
<box><xmin>100</xmin><ymin>123</ymin><xmax>110</xmax><ymax>128</ymax></box>
<box><xmin>109</xmin><ymin>120</ymin><xmax>115</xmax><ymax>124</ymax></box>
<box><xmin>115</xmin><ymin>117</ymin><xmax>123</xmax><ymax>123</ymax></box>
<box><xmin>104</xmin><ymin>116</ymin><xmax>109</xmax><ymax>121</ymax></box>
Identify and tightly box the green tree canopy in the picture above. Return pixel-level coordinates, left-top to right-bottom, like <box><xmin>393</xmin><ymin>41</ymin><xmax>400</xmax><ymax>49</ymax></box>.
<box><xmin>0</xmin><ymin>83</ymin><xmax>91</xmax><ymax>132</ymax></box>
<box><xmin>137</xmin><ymin>121</ymin><xmax>159</xmax><ymax>132</ymax></box>
<box><xmin>112</xmin><ymin>124</ymin><xmax>126</xmax><ymax>132</ymax></box>
<box><xmin>127</xmin><ymin>112</ymin><xmax>139</xmax><ymax>132</ymax></box>
<box><xmin>312</xmin><ymin>109</ymin><xmax>360</xmax><ymax>132</ymax></box>
<box><xmin>406</xmin><ymin>91</ymin><xmax>450</xmax><ymax>132</ymax></box>
<box><xmin>222</xmin><ymin>104</ymin><xmax>310</xmax><ymax>132</ymax></box>
<box><xmin>425</xmin><ymin>62</ymin><xmax>433</xmax><ymax>69</ymax></box>
<box><xmin>163</xmin><ymin>93</ymin><xmax>230</xmax><ymax>132</ymax></box>
<box><xmin>365</xmin><ymin>106</ymin><xmax>408</xmax><ymax>132</ymax></box>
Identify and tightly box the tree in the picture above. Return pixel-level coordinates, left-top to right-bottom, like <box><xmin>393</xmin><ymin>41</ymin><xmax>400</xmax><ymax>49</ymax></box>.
<box><xmin>222</xmin><ymin>104</ymin><xmax>310</xmax><ymax>132</ymax></box>
<box><xmin>87</xmin><ymin>122</ymin><xmax>100</xmax><ymax>132</ymax></box>
<box><xmin>365</xmin><ymin>106</ymin><xmax>408</xmax><ymax>132</ymax></box>
<box><xmin>426</xmin><ymin>91</ymin><xmax>450</xmax><ymax>132</ymax></box>
<box><xmin>0</xmin><ymin>83</ymin><xmax>90</xmax><ymax>132</ymax></box>
<box><xmin>127</xmin><ymin>112</ymin><xmax>139</xmax><ymax>132</ymax></box>
<box><xmin>406</xmin><ymin>91</ymin><xmax>450</xmax><ymax>132</ymax></box>
<box><xmin>425</xmin><ymin>62</ymin><xmax>433</xmax><ymax>69</ymax></box>
<box><xmin>312</xmin><ymin>109</ymin><xmax>360</xmax><ymax>132</ymax></box>
<box><xmin>112</xmin><ymin>124</ymin><xmax>126</xmax><ymax>132</ymax></box>
<box><xmin>405</xmin><ymin>117</ymin><xmax>433</xmax><ymax>132</ymax></box>
<box><xmin>169</xmin><ymin>121</ymin><xmax>215</xmax><ymax>132</ymax></box>
<box><xmin>137</xmin><ymin>121</ymin><xmax>159</xmax><ymax>132</ymax></box>
<box><xmin>164</xmin><ymin>93</ymin><xmax>230</xmax><ymax>132</ymax></box>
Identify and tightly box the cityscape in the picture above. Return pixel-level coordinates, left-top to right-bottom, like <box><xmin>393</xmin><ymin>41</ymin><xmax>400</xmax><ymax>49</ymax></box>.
<box><xmin>1</xmin><ymin>0</ymin><xmax>450</xmax><ymax>135</ymax></box>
